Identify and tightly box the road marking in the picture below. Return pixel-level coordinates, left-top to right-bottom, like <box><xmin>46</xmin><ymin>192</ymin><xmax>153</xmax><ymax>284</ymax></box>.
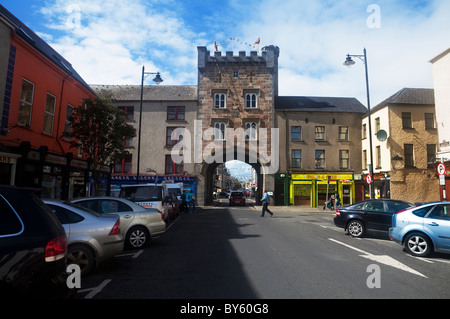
<box><xmin>78</xmin><ymin>279</ymin><xmax>111</xmax><ymax>299</ymax></box>
<box><xmin>116</xmin><ymin>249</ymin><xmax>144</xmax><ymax>259</ymax></box>
<box><xmin>328</xmin><ymin>238</ymin><xmax>427</xmax><ymax>278</ymax></box>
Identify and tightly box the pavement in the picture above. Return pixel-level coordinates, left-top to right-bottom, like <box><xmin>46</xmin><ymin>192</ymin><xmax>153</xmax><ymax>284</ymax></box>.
<box><xmin>199</xmin><ymin>198</ymin><xmax>337</xmax><ymax>216</ymax></box>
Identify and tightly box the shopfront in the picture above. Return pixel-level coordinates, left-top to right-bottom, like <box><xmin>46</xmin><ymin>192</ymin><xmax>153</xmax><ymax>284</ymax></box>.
<box><xmin>289</xmin><ymin>173</ymin><xmax>355</xmax><ymax>208</ymax></box>
<box><xmin>0</xmin><ymin>151</ymin><xmax>20</xmax><ymax>185</ymax></box>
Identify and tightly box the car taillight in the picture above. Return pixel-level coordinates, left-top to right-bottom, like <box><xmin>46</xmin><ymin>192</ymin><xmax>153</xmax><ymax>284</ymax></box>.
<box><xmin>45</xmin><ymin>236</ymin><xmax>67</xmax><ymax>262</ymax></box>
<box><xmin>109</xmin><ymin>219</ymin><xmax>120</xmax><ymax>235</ymax></box>
<box><xmin>336</xmin><ymin>207</ymin><xmax>341</xmax><ymax>217</ymax></box>
<box><xmin>158</xmin><ymin>210</ymin><xmax>164</xmax><ymax>220</ymax></box>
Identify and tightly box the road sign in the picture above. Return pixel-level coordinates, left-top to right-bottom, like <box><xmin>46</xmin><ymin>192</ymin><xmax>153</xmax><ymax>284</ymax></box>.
<box><xmin>437</xmin><ymin>163</ymin><xmax>446</xmax><ymax>176</ymax></box>
<box><xmin>366</xmin><ymin>174</ymin><xmax>372</xmax><ymax>185</ymax></box>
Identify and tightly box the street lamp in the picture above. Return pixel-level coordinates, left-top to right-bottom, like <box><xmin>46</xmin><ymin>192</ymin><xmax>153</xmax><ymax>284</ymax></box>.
<box><xmin>344</xmin><ymin>48</ymin><xmax>374</xmax><ymax>199</ymax></box>
<box><xmin>137</xmin><ymin>66</ymin><xmax>163</xmax><ymax>183</ymax></box>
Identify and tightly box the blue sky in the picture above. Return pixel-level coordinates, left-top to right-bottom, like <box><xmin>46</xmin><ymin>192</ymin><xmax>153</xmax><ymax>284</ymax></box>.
<box><xmin>2</xmin><ymin>0</ymin><xmax>449</xmax><ymax>107</ymax></box>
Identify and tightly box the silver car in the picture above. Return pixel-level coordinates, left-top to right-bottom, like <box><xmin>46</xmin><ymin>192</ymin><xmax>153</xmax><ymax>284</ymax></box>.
<box><xmin>390</xmin><ymin>201</ymin><xmax>450</xmax><ymax>257</ymax></box>
<box><xmin>71</xmin><ymin>197</ymin><xmax>166</xmax><ymax>249</ymax></box>
<box><xmin>44</xmin><ymin>200</ymin><xmax>124</xmax><ymax>276</ymax></box>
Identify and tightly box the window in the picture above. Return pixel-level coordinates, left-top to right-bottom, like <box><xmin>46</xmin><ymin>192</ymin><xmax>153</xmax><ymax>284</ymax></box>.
<box><xmin>315</xmin><ymin>150</ymin><xmax>325</xmax><ymax>169</ymax></box>
<box><xmin>339</xmin><ymin>126</ymin><xmax>348</xmax><ymax>141</ymax></box>
<box><xmin>165</xmin><ymin>154</ymin><xmax>183</xmax><ymax>175</ymax></box>
<box><xmin>362</xmin><ymin>124</ymin><xmax>367</xmax><ymax>139</ymax></box>
<box><xmin>214</xmin><ymin>93</ymin><xmax>226</xmax><ymax>108</ymax></box>
<box><xmin>64</xmin><ymin>104</ymin><xmax>74</xmax><ymax>136</ymax></box>
<box><xmin>427</xmin><ymin>144</ymin><xmax>436</xmax><ymax>164</ymax></box>
<box><xmin>364</xmin><ymin>201</ymin><xmax>384</xmax><ymax>212</ymax></box>
<box><xmin>291</xmin><ymin>126</ymin><xmax>301</xmax><ymax>141</ymax></box>
<box><xmin>245</xmin><ymin>122</ymin><xmax>257</xmax><ymax>140</ymax></box>
<box><xmin>363</xmin><ymin>150</ymin><xmax>367</xmax><ymax>170</ymax></box>
<box><xmin>114</xmin><ymin>154</ymin><xmax>132</xmax><ymax>174</ymax></box>
<box><xmin>404</xmin><ymin>144</ymin><xmax>414</xmax><ymax>167</ymax></box>
<box><xmin>118</xmin><ymin>106</ymin><xmax>134</xmax><ymax>121</ymax></box>
<box><xmin>166</xmin><ymin>127</ymin><xmax>184</xmax><ymax>146</ymax></box>
<box><xmin>425</xmin><ymin>113</ymin><xmax>435</xmax><ymax>129</ymax></box>
<box><xmin>292</xmin><ymin>150</ymin><xmax>301</xmax><ymax>168</ymax></box>
<box><xmin>245</xmin><ymin>93</ymin><xmax>257</xmax><ymax>108</ymax></box>
<box><xmin>43</xmin><ymin>93</ymin><xmax>56</xmax><ymax>134</ymax></box>
<box><xmin>0</xmin><ymin>194</ymin><xmax>24</xmax><ymax>237</ymax></box>
<box><xmin>376</xmin><ymin>146</ymin><xmax>381</xmax><ymax>168</ymax></box>
<box><xmin>214</xmin><ymin>122</ymin><xmax>226</xmax><ymax>140</ymax></box>
<box><xmin>233</xmin><ymin>70</ymin><xmax>239</xmax><ymax>78</ymax></box>
<box><xmin>315</xmin><ymin>126</ymin><xmax>325</xmax><ymax>140</ymax></box>
<box><xmin>375</xmin><ymin>117</ymin><xmax>380</xmax><ymax>133</ymax></box>
<box><xmin>167</xmin><ymin>106</ymin><xmax>185</xmax><ymax>121</ymax></box>
<box><xmin>402</xmin><ymin>112</ymin><xmax>412</xmax><ymax>129</ymax></box>
<box><xmin>18</xmin><ymin>79</ymin><xmax>34</xmax><ymax>125</ymax></box>
<box><xmin>339</xmin><ymin>150</ymin><xmax>349</xmax><ymax>169</ymax></box>
<box><xmin>428</xmin><ymin>205</ymin><xmax>450</xmax><ymax>221</ymax></box>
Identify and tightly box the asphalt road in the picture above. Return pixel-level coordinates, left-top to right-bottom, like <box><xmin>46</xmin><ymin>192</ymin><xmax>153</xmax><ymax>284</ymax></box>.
<box><xmin>77</xmin><ymin>202</ymin><xmax>450</xmax><ymax>301</ymax></box>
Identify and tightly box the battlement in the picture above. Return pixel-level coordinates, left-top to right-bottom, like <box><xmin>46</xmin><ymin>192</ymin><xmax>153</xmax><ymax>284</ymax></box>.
<box><xmin>197</xmin><ymin>45</ymin><xmax>279</xmax><ymax>70</ymax></box>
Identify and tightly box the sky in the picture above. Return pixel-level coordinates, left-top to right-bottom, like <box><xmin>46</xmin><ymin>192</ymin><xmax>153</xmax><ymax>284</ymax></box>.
<box><xmin>2</xmin><ymin>0</ymin><xmax>449</xmax><ymax>178</ymax></box>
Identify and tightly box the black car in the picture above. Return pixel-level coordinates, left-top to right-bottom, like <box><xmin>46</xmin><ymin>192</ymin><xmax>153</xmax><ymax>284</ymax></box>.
<box><xmin>0</xmin><ymin>186</ymin><xmax>71</xmax><ymax>299</ymax></box>
<box><xmin>333</xmin><ymin>199</ymin><xmax>414</xmax><ymax>238</ymax></box>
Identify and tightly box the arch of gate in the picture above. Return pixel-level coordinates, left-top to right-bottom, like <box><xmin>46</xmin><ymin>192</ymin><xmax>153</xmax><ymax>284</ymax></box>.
<box><xmin>195</xmin><ymin>145</ymin><xmax>274</xmax><ymax>206</ymax></box>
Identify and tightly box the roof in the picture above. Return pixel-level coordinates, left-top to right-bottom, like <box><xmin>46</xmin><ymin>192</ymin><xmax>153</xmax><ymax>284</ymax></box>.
<box><xmin>0</xmin><ymin>5</ymin><xmax>95</xmax><ymax>95</ymax></box>
<box><xmin>430</xmin><ymin>48</ymin><xmax>450</xmax><ymax>64</ymax></box>
<box><xmin>275</xmin><ymin>96</ymin><xmax>367</xmax><ymax>113</ymax></box>
<box><xmin>371</xmin><ymin>88</ymin><xmax>435</xmax><ymax>114</ymax></box>
<box><xmin>90</xmin><ymin>85</ymin><xmax>198</xmax><ymax>101</ymax></box>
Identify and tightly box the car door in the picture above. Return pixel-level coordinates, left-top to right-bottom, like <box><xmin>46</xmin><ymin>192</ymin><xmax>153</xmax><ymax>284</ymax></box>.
<box><xmin>363</xmin><ymin>201</ymin><xmax>390</xmax><ymax>231</ymax></box>
<box><xmin>424</xmin><ymin>204</ymin><xmax>450</xmax><ymax>252</ymax></box>
<box><xmin>97</xmin><ymin>199</ymin><xmax>136</xmax><ymax>233</ymax></box>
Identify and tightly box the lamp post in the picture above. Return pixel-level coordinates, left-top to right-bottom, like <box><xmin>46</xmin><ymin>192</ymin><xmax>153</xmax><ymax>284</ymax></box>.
<box><xmin>137</xmin><ymin>66</ymin><xmax>163</xmax><ymax>184</ymax></box>
<box><xmin>344</xmin><ymin>48</ymin><xmax>374</xmax><ymax>199</ymax></box>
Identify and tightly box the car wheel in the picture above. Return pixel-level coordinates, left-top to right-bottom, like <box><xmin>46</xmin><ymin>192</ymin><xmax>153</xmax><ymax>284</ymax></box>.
<box><xmin>347</xmin><ymin>220</ymin><xmax>365</xmax><ymax>238</ymax></box>
<box><xmin>126</xmin><ymin>226</ymin><xmax>150</xmax><ymax>248</ymax></box>
<box><xmin>67</xmin><ymin>244</ymin><xmax>94</xmax><ymax>276</ymax></box>
<box><xmin>405</xmin><ymin>232</ymin><xmax>432</xmax><ymax>257</ymax></box>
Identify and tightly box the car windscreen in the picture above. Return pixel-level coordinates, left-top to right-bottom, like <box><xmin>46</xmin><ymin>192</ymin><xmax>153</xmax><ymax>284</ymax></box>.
<box><xmin>120</xmin><ymin>186</ymin><xmax>163</xmax><ymax>201</ymax></box>
<box><xmin>230</xmin><ymin>192</ymin><xmax>243</xmax><ymax>197</ymax></box>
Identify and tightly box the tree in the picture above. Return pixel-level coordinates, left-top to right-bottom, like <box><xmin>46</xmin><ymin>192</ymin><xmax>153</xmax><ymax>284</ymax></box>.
<box><xmin>64</xmin><ymin>96</ymin><xmax>136</xmax><ymax>195</ymax></box>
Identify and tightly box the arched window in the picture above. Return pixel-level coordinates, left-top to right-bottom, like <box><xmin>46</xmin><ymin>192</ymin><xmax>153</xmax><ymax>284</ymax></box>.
<box><xmin>245</xmin><ymin>93</ymin><xmax>257</xmax><ymax>108</ymax></box>
<box><xmin>245</xmin><ymin>122</ymin><xmax>257</xmax><ymax>140</ymax></box>
<box><xmin>214</xmin><ymin>93</ymin><xmax>226</xmax><ymax>108</ymax></box>
<box><xmin>214</xmin><ymin>122</ymin><xmax>226</xmax><ymax>140</ymax></box>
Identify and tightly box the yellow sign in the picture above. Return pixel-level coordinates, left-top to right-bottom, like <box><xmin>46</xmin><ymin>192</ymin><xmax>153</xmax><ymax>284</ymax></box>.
<box><xmin>291</xmin><ymin>174</ymin><xmax>353</xmax><ymax>180</ymax></box>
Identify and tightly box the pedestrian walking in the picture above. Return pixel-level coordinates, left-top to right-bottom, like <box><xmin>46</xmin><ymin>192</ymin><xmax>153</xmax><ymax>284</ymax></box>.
<box><xmin>187</xmin><ymin>190</ymin><xmax>196</xmax><ymax>213</ymax></box>
<box><xmin>260</xmin><ymin>190</ymin><xmax>273</xmax><ymax>217</ymax></box>
<box><xmin>180</xmin><ymin>190</ymin><xmax>187</xmax><ymax>214</ymax></box>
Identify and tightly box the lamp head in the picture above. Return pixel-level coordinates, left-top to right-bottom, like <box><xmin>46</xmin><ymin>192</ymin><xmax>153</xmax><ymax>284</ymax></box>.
<box><xmin>343</xmin><ymin>54</ymin><xmax>356</xmax><ymax>66</ymax></box>
<box><xmin>152</xmin><ymin>72</ymin><xmax>163</xmax><ymax>84</ymax></box>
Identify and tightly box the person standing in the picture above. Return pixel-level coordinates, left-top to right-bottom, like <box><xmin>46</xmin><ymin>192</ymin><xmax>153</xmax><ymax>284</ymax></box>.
<box><xmin>260</xmin><ymin>190</ymin><xmax>273</xmax><ymax>217</ymax></box>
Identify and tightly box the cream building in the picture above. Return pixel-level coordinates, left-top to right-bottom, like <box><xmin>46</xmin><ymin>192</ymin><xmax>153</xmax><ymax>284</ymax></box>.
<box><xmin>362</xmin><ymin>88</ymin><xmax>440</xmax><ymax>202</ymax></box>
<box><xmin>430</xmin><ymin>48</ymin><xmax>450</xmax><ymax>162</ymax></box>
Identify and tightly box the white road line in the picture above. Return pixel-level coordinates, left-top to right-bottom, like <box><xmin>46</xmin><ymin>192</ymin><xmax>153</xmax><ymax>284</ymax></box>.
<box><xmin>78</xmin><ymin>279</ymin><xmax>111</xmax><ymax>299</ymax></box>
<box><xmin>328</xmin><ymin>238</ymin><xmax>427</xmax><ymax>278</ymax></box>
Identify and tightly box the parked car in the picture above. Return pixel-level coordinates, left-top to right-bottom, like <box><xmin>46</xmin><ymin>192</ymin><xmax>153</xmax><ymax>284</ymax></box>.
<box><xmin>44</xmin><ymin>200</ymin><xmax>124</xmax><ymax>275</ymax></box>
<box><xmin>334</xmin><ymin>199</ymin><xmax>414</xmax><ymax>238</ymax></box>
<box><xmin>71</xmin><ymin>197</ymin><xmax>166</xmax><ymax>248</ymax></box>
<box><xmin>389</xmin><ymin>202</ymin><xmax>450</xmax><ymax>257</ymax></box>
<box><xmin>0</xmin><ymin>186</ymin><xmax>70</xmax><ymax>299</ymax></box>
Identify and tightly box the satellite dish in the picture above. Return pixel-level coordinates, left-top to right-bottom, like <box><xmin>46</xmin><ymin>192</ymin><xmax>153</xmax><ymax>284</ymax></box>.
<box><xmin>376</xmin><ymin>129</ymin><xmax>388</xmax><ymax>142</ymax></box>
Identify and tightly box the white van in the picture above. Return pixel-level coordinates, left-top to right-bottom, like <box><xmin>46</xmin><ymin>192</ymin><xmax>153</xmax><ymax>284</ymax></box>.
<box><xmin>119</xmin><ymin>184</ymin><xmax>170</xmax><ymax>222</ymax></box>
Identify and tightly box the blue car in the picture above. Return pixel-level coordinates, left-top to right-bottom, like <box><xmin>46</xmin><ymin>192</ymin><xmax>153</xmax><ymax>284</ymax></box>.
<box><xmin>389</xmin><ymin>202</ymin><xmax>450</xmax><ymax>257</ymax></box>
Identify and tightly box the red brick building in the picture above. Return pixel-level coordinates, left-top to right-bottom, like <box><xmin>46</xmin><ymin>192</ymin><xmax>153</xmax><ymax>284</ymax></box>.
<box><xmin>0</xmin><ymin>5</ymin><xmax>97</xmax><ymax>199</ymax></box>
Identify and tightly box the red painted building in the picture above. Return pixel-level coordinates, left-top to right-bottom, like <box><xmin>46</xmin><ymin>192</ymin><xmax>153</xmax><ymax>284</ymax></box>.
<box><xmin>0</xmin><ymin>5</ymin><xmax>99</xmax><ymax>199</ymax></box>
